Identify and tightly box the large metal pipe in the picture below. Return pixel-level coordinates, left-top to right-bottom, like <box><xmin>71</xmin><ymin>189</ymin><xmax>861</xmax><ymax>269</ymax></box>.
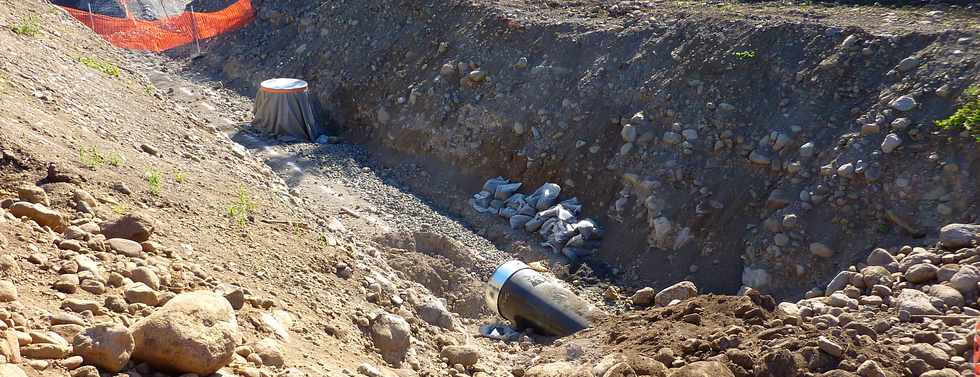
<box><xmin>485</xmin><ymin>261</ymin><xmax>592</xmax><ymax>337</ymax></box>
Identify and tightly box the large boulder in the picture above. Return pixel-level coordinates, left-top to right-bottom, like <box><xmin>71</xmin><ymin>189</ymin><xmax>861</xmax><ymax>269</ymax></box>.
<box><xmin>251</xmin><ymin>338</ymin><xmax>285</xmax><ymax>367</ymax></box>
<box><xmin>775</xmin><ymin>302</ymin><xmax>801</xmax><ymax>318</ymax></box>
<box><xmin>939</xmin><ymin>224</ymin><xmax>980</xmax><ymax>249</ymax></box>
<box><xmin>0</xmin><ymin>330</ymin><xmax>21</xmax><ymax>363</ymax></box>
<box><xmin>669</xmin><ymin>361</ymin><xmax>735</xmax><ymax>377</ymax></box>
<box><xmin>370</xmin><ymin>313</ymin><xmax>411</xmax><ymax>367</ymax></box>
<box><xmin>905</xmin><ymin>264</ymin><xmax>938</xmax><ymax>284</ymax></box>
<box><xmin>416</xmin><ymin>299</ymin><xmax>456</xmax><ymax>330</ymax></box>
<box><xmin>0</xmin><ymin>365</ymin><xmax>28</xmax><ymax>377</ymax></box>
<box><xmin>71</xmin><ymin>324</ymin><xmax>134</xmax><ymax>372</ymax></box>
<box><xmin>124</xmin><ymin>283</ymin><xmax>159</xmax><ymax>306</ymax></box>
<box><xmin>8</xmin><ymin>202</ymin><xmax>64</xmax><ymax>230</ymax></box>
<box><xmin>631</xmin><ymin>287</ymin><xmax>656</xmax><ymax>307</ymax></box>
<box><xmin>0</xmin><ymin>281</ymin><xmax>17</xmax><ymax>302</ymax></box>
<box><xmin>908</xmin><ymin>343</ymin><xmax>949</xmax><ymax>369</ymax></box>
<box><xmin>108</xmin><ymin>238</ymin><xmax>143</xmax><ymax>257</ymax></box>
<box><xmin>100</xmin><ymin>213</ymin><xmax>155</xmax><ymax>242</ymax></box>
<box><xmin>440</xmin><ymin>345</ymin><xmax>480</xmax><ymax>367</ymax></box>
<box><xmin>131</xmin><ymin>291</ymin><xmax>240</xmax><ymax>375</ymax></box>
<box><xmin>866</xmin><ymin>248</ymin><xmax>897</xmax><ymax>267</ymax></box>
<box><xmin>894</xmin><ymin>289</ymin><xmax>940</xmax><ymax>316</ymax></box>
<box><xmin>825</xmin><ymin>271</ymin><xmax>857</xmax><ymax>295</ymax></box>
<box><xmin>948</xmin><ymin>265</ymin><xmax>980</xmax><ymax>295</ymax></box>
<box><xmin>21</xmin><ymin>342</ymin><xmax>71</xmax><ymax>359</ymax></box>
<box><xmin>928</xmin><ymin>285</ymin><xmax>965</xmax><ymax>308</ymax></box>
<box><xmin>17</xmin><ymin>186</ymin><xmax>49</xmax><ymax>206</ymax></box>
<box><xmin>860</xmin><ymin>266</ymin><xmax>893</xmax><ymax>288</ymax></box>
<box><xmin>655</xmin><ymin>281</ymin><xmax>698</xmax><ymax>306</ymax></box>
<box><xmin>761</xmin><ymin>349</ymin><xmax>803</xmax><ymax>377</ymax></box>
<box><xmin>629</xmin><ymin>355</ymin><xmax>668</xmax><ymax>377</ymax></box>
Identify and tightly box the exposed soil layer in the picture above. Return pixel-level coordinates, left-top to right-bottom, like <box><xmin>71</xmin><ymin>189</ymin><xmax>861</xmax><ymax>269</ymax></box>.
<box><xmin>195</xmin><ymin>0</ymin><xmax>980</xmax><ymax>299</ymax></box>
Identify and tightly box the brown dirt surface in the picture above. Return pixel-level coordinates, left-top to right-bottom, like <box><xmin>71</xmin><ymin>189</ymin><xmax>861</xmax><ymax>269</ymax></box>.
<box><xmin>537</xmin><ymin>295</ymin><xmax>910</xmax><ymax>375</ymax></box>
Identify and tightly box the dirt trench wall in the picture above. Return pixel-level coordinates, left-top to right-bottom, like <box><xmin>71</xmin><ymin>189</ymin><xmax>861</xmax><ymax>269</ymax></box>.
<box><xmin>199</xmin><ymin>0</ymin><xmax>980</xmax><ymax>298</ymax></box>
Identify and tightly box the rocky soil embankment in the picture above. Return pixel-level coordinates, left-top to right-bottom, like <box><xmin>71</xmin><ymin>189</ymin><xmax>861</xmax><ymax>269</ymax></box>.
<box><xmin>0</xmin><ymin>1</ymin><xmax>530</xmax><ymax>377</ymax></box>
<box><xmin>200</xmin><ymin>0</ymin><xmax>980</xmax><ymax>297</ymax></box>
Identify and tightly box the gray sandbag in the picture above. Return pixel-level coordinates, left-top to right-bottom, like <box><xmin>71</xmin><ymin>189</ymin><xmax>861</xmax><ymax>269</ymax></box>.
<box><xmin>551</xmin><ymin>222</ymin><xmax>577</xmax><ymax>246</ymax></box>
<box><xmin>566</xmin><ymin>234</ymin><xmax>601</xmax><ymax>250</ymax></box>
<box><xmin>574</xmin><ymin>219</ymin><xmax>601</xmax><ymax>240</ymax></box>
<box><xmin>561</xmin><ymin>197</ymin><xmax>582</xmax><ymax>214</ymax></box>
<box><xmin>555</xmin><ymin>205</ymin><xmax>575</xmax><ymax>222</ymax></box>
<box><xmin>483</xmin><ymin>177</ymin><xmax>509</xmax><ymax>194</ymax></box>
<box><xmin>524</xmin><ymin>215</ymin><xmax>546</xmax><ymax>232</ymax></box>
<box><xmin>494</xmin><ymin>182</ymin><xmax>523</xmax><ymax>200</ymax></box>
<box><xmin>537</xmin><ymin>205</ymin><xmax>559</xmax><ymax>219</ymax></box>
<box><xmin>473</xmin><ymin>191</ymin><xmax>491</xmax><ymax>208</ymax></box>
<box><xmin>517</xmin><ymin>204</ymin><xmax>537</xmax><ymax>217</ymax></box>
<box><xmin>527</xmin><ymin>183</ymin><xmax>561</xmax><ymax>210</ymax></box>
<box><xmin>510</xmin><ymin>215</ymin><xmax>532</xmax><ymax>229</ymax></box>
<box><xmin>562</xmin><ymin>247</ymin><xmax>597</xmax><ymax>260</ymax></box>
<box><xmin>499</xmin><ymin>207</ymin><xmax>517</xmax><ymax>219</ymax></box>
<box><xmin>533</xmin><ymin>183</ymin><xmax>561</xmax><ymax>210</ymax></box>
<box><xmin>490</xmin><ymin>199</ymin><xmax>505</xmax><ymax>209</ymax></box>
<box><xmin>539</xmin><ymin>218</ymin><xmax>559</xmax><ymax>238</ymax></box>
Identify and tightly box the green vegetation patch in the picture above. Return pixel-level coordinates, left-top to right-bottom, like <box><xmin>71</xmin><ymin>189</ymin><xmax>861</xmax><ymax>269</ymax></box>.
<box><xmin>78</xmin><ymin>146</ymin><xmax>122</xmax><ymax>169</ymax></box>
<box><xmin>228</xmin><ymin>188</ymin><xmax>257</xmax><ymax>227</ymax></box>
<box><xmin>733</xmin><ymin>50</ymin><xmax>757</xmax><ymax>60</ymax></box>
<box><xmin>936</xmin><ymin>86</ymin><xmax>979</xmax><ymax>142</ymax></box>
<box><xmin>10</xmin><ymin>16</ymin><xmax>40</xmax><ymax>37</ymax></box>
<box><xmin>145</xmin><ymin>170</ymin><xmax>163</xmax><ymax>197</ymax></box>
<box><xmin>80</xmin><ymin>56</ymin><xmax>121</xmax><ymax>77</ymax></box>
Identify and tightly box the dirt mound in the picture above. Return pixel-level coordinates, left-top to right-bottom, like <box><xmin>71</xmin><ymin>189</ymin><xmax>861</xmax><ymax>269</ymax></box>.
<box><xmin>532</xmin><ymin>294</ymin><xmax>904</xmax><ymax>376</ymax></box>
<box><xmin>379</xmin><ymin>231</ymin><xmax>491</xmax><ymax>318</ymax></box>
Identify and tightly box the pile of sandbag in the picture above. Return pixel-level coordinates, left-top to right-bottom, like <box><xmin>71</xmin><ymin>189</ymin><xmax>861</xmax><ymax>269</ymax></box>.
<box><xmin>470</xmin><ymin>177</ymin><xmax>603</xmax><ymax>260</ymax></box>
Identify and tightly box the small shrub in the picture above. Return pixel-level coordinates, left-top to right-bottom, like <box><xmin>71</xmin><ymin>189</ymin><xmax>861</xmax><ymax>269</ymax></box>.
<box><xmin>78</xmin><ymin>146</ymin><xmax>106</xmax><ymax>169</ymax></box>
<box><xmin>173</xmin><ymin>170</ymin><xmax>187</xmax><ymax>184</ymax></box>
<box><xmin>10</xmin><ymin>17</ymin><xmax>40</xmax><ymax>37</ymax></box>
<box><xmin>79</xmin><ymin>146</ymin><xmax>123</xmax><ymax>169</ymax></box>
<box><xmin>936</xmin><ymin>85</ymin><xmax>980</xmax><ymax>142</ymax></box>
<box><xmin>107</xmin><ymin>152</ymin><xmax>124</xmax><ymax>167</ymax></box>
<box><xmin>112</xmin><ymin>204</ymin><xmax>129</xmax><ymax>215</ymax></box>
<box><xmin>80</xmin><ymin>56</ymin><xmax>121</xmax><ymax>77</ymax></box>
<box><xmin>145</xmin><ymin>170</ymin><xmax>162</xmax><ymax>197</ymax></box>
<box><xmin>733</xmin><ymin>50</ymin><xmax>757</xmax><ymax>60</ymax></box>
<box><xmin>228</xmin><ymin>188</ymin><xmax>257</xmax><ymax>227</ymax></box>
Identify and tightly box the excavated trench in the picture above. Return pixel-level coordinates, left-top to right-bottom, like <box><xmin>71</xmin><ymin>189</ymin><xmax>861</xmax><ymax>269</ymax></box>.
<box><xmin>181</xmin><ymin>0</ymin><xmax>980</xmax><ymax>301</ymax></box>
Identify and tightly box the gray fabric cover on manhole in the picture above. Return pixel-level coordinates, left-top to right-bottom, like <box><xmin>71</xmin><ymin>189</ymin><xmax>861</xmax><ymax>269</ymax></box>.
<box><xmin>252</xmin><ymin>78</ymin><xmax>322</xmax><ymax>141</ymax></box>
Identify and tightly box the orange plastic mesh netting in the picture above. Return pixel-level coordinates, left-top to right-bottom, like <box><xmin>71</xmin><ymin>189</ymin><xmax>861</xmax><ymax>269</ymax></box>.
<box><xmin>60</xmin><ymin>0</ymin><xmax>254</xmax><ymax>52</ymax></box>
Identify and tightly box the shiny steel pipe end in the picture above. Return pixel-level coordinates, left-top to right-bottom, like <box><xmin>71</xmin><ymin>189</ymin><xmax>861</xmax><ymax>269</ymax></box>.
<box><xmin>485</xmin><ymin>260</ymin><xmax>530</xmax><ymax>316</ymax></box>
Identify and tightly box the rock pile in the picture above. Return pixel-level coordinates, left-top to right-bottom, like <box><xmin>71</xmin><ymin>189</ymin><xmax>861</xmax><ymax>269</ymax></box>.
<box><xmin>0</xmin><ymin>183</ymin><xmax>294</xmax><ymax>377</ymax></box>
<box><xmin>530</xmin><ymin>222</ymin><xmax>980</xmax><ymax>377</ymax></box>
<box><xmin>471</xmin><ymin>178</ymin><xmax>603</xmax><ymax>260</ymax></box>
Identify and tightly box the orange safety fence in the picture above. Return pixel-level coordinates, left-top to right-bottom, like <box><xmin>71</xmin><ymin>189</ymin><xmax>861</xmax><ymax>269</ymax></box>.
<box><xmin>59</xmin><ymin>0</ymin><xmax>254</xmax><ymax>52</ymax></box>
